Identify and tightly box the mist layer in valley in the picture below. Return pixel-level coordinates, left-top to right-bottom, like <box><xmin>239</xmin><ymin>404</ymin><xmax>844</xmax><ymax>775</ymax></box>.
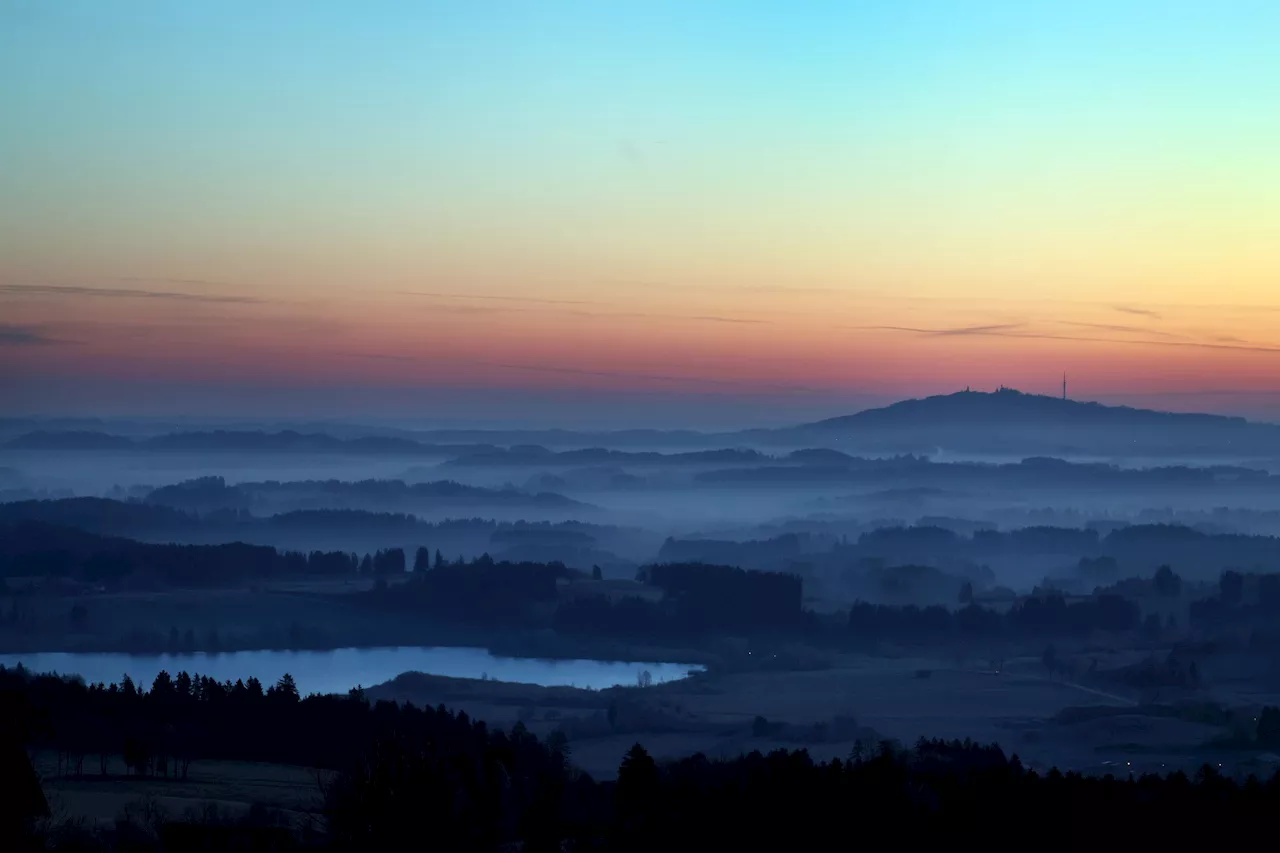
<box><xmin>10</xmin><ymin>389</ymin><xmax>1280</xmax><ymax>826</ymax></box>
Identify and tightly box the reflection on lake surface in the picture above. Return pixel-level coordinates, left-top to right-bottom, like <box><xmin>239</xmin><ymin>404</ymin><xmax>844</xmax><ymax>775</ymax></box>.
<box><xmin>0</xmin><ymin>646</ymin><xmax>703</xmax><ymax>696</ymax></box>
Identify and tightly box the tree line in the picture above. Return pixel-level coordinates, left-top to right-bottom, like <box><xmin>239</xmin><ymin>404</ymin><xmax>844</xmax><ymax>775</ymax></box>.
<box><xmin>8</xmin><ymin>664</ymin><xmax>1280</xmax><ymax>850</ymax></box>
<box><xmin>0</xmin><ymin>522</ymin><xmax>416</xmax><ymax>586</ymax></box>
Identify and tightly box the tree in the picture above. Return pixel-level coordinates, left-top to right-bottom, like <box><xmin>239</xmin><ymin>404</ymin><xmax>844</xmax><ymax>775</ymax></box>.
<box><xmin>616</xmin><ymin>743</ymin><xmax>660</xmax><ymax>836</ymax></box>
<box><xmin>1041</xmin><ymin>644</ymin><xmax>1058</xmax><ymax>678</ymax></box>
<box><xmin>272</xmin><ymin>673</ymin><xmax>300</xmax><ymax>703</ymax></box>
<box><xmin>0</xmin><ymin>736</ymin><xmax>49</xmax><ymax>841</ymax></box>
<box><xmin>414</xmin><ymin>546</ymin><xmax>431</xmax><ymax>574</ymax></box>
<box><xmin>1219</xmin><ymin>570</ymin><xmax>1244</xmax><ymax>605</ymax></box>
<box><xmin>1261</xmin><ymin>575</ymin><xmax>1280</xmax><ymax>611</ymax></box>
<box><xmin>434</xmin><ymin>549</ymin><xmax>445</xmax><ymax>569</ymax></box>
<box><xmin>958</xmin><ymin>581</ymin><xmax>973</xmax><ymax>604</ymax></box>
<box><xmin>545</xmin><ymin>730</ymin><xmax>571</xmax><ymax>763</ymax></box>
<box><xmin>1153</xmin><ymin>565</ymin><xmax>1182</xmax><ymax>597</ymax></box>
<box><xmin>373</xmin><ymin>548</ymin><xmax>405</xmax><ymax>575</ymax></box>
<box><xmin>592</xmin><ymin>564</ymin><xmax>603</xmax><ymax>581</ymax></box>
<box><xmin>636</xmin><ymin>669</ymin><xmax>652</xmax><ymax>688</ymax></box>
<box><xmin>151</xmin><ymin>670</ymin><xmax>174</xmax><ymax>697</ymax></box>
<box><xmin>1257</xmin><ymin>706</ymin><xmax>1280</xmax><ymax>747</ymax></box>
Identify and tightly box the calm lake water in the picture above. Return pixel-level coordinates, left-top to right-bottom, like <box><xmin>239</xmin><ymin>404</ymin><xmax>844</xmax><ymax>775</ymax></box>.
<box><xmin>0</xmin><ymin>647</ymin><xmax>702</xmax><ymax>696</ymax></box>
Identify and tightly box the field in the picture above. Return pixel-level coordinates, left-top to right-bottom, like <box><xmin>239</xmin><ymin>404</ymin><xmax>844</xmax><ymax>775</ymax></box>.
<box><xmin>368</xmin><ymin>653</ymin><xmax>1268</xmax><ymax>780</ymax></box>
<box><xmin>36</xmin><ymin>753</ymin><xmax>324</xmax><ymax>831</ymax></box>
<box><xmin>29</xmin><ymin>651</ymin><xmax>1280</xmax><ymax>829</ymax></box>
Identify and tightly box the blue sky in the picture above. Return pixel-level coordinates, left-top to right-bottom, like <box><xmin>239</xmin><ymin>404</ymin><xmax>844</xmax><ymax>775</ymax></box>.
<box><xmin>3</xmin><ymin>1</ymin><xmax>1279</xmax><ymax>425</ymax></box>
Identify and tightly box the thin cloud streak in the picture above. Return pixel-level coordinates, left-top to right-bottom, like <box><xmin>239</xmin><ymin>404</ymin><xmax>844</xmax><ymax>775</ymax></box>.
<box><xmin>851</xmin><ymin>325</ymin><xmax>1280</xmax><ymax>354</ymax></box>
<box><xmin>568</xmin><ymin>309</ymin><xmax>766</xmax><ymax>325</ymax></box>
<box><xmin>926</xmin><ymin>323</ymin><xmax>1024</xmax><ymax>337</ymax></box>
<box><xmin>398</xmin><ymin>292</ymin><xmax>766</xmax><ymax>324</ymax></box>
<box><xmin>607</xmin><ymin>280</ymin><xmax>845</xmax><ymax>296</ymax></box>
<box><xmin>398</xmin><ymin>290</ymin><xmax>601</xmax><ymax>306</ymax></box>
<box><xmin>0</xmin><ymin>284</ymin><xmax>263</xmax><ymax>304</ymax></box>
<box><xmin>339</xmin><ymin>351</ymin><xmax>819</xmax><ymax>393</ymax></box>
<box><xmin>1113</xmin><ymin>305</ymin><xmax>1162</xmax><ymax>318</ymax></box>
<box><xmin>0</xmin><ymin>324</ymin><xmax>65</xmax><ymax>346</ymax></box>
<box><xmin>116</xmin><ymin>277</ymin><xmax>238</xmax><ymax>288</ymax></box>
<box><xmin>1056</xmin><ymin>321</ymin><xmax>1189</xmax><ymax>340</ymax></box>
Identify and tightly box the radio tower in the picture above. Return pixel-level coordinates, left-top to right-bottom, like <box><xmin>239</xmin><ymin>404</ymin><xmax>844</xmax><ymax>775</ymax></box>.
<box><xmin>1062</xmin><ymin>373</ymin><xmax>1067</xmax><ymax>401</ymax></box>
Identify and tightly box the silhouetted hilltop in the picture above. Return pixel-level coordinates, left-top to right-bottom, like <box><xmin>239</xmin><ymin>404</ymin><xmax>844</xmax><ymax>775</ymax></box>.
<box><xmin>806</xmin><ymin>388</ymin><xmax>1248</xmax><ymax>430</ymax></box>
<box><xmin>760</xmin><ymin>389</ymin><xmax>1280</xmax><ymax>455</ymax></box>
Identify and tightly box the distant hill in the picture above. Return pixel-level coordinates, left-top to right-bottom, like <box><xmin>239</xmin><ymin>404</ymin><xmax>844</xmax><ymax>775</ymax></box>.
<box><xmin>803</xmin><ymin>389</ymin><xmax>1248</xmax><ymax>430</ymax></box>
<box><xmin>753</xmin><ymin>389</ymin><xmax>1280</xmax><ymax>456</ymax></box>
<box><xmin>6</xmin><ymin>430</ymin><xmax>136</xmax><ymax>450</ymax></box>
<box><xmin>5</xmin><ymin>390</ymin><xmax>1276</xmax><ymax>458</ymax></box>
<box><xmin>3</xmin><ymin>429</ymin><xmax>495</xmax><ymax>456</ymax></box>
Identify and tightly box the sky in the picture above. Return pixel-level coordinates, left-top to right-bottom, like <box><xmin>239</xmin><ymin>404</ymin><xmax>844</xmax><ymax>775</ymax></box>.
<box><xmin>2</xmin><ymin>1</ymin><xmax>1279</xmax><ymax>428</ymax></box>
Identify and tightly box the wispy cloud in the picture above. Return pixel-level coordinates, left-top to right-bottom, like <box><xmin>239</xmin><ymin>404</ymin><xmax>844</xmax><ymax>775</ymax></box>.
<box><xmin>0</xmin><ymin>323</ymin><xmax>66</xmax><ymax>346</ymax></box>
<box><xmin>339</xmin><ymin>351</ymin><xmax>817</xmax><ymax>393</ymax></box>
<box><xmin>1056</xmin><ymin>321</ymin><xmax>1188</xmax><ymax>340</ymax></box>
<box><xmin>852</xmin><ymin>324</ymin><xmax>1280</xmax><ymax>354</ymax></box>
<box><xmin>609</xmin><ymin>279</ymin><xmax>846</xmax><ymax>296</ymax></box>
<box><xmin>926</xmin><ymin>323</ymin><xmax>1024</xmax><ymax>337</ymax></box>
<box><xmin>854</xmin><ymin>324</ymin><xmax>1022</xmax><ymax>337</ymax></box>
<box><xmin>0</xmin><ymin>284</ymin><xmax>263</xmax><ymax>304</ymax></box>
<box><xmin>398</xmin><ymin>291</ymin><xmax>766</xmax><ymax>324</ymax></box>
<box><xmin>116</xmin><ymin>277</ymin><xmax>239</xmax><ymax>289</ymax></box>
<box><xmin>398</xmin><ymin>290</ymin><xmax>601</xmax><ymax>306</ymax></box>
<box><xmin>1114</xmin><ymin>305</ymin><xmax>1162</xmax><ymax>319</ymax></box>
<box><xmin>568</xmin><ymin>309</ymin><xmax>766</xmax><ymax>325</ymax></box>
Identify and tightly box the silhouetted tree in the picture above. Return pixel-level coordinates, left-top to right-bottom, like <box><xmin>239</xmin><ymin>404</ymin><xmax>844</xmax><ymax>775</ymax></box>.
<box><xmin>1042</xmin><ymin>644</ymin><xmax>1058</xmax><ymax>678</ymax></box>
<box><xmin>414</xmin><ymin>546</ymin><xmax>431</xmax><ymax>573</ymax></box>
<box><xmin>1258</xmin><ymin>707</ymin><xmax>1280</xmax><ymax>747</ymax></box>
<box><xmin>615</xmin><ymin>743</ymin><xmax>659</xmax><ymax>842</ymax></box>
<box><xmin>1219</xmin><ymin>570</ymin><xmax>1244</xmax><ymax>604</ymax></box>
<box><xmin>1153</xmin><ymin>565</ymin><xmax>1182</xmax><ymax>597</ymax></box>
<box><xmin>271</xmin><ymin>673</ymin><xmax>300</xmax><ymax>703</ymax></box>
<box><xmin>0</xmin><ymin>735</ymin><xmax>48</xmax><ymax>844</ymax></box>
<box><xmin>592</xmin><ymin>564</ymin><xmax>603</xmax><ymax>581</ymax></box>
<box><xmin>1261</xmin><ymin>575</ymin><xmax>1280</xmax><ymax>611</ymax></box>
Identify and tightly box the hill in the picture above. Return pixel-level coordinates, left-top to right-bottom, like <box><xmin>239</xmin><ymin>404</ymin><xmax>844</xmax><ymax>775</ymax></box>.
<box><xmin>754</xmin><ymin>388</ymin><xmax>1280</xmax><ymax>456</ymax></box>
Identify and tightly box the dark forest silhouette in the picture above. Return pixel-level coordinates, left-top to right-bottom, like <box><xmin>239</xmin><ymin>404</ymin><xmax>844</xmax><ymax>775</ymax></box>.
<box><xmin>6</xmin><ymin>664</ymin><xmax>1280</xmax><ymax>849</ymax></box>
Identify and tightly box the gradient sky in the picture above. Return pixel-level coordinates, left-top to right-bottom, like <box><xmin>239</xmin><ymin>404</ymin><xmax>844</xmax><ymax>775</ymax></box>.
<box><xmin>3</xmin><ymin>1</ymin><xmax>1279</xmax><ymax>427</ymax></box>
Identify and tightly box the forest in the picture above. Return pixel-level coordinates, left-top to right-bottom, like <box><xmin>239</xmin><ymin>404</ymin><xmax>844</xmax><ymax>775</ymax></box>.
<box><xmin>7</xmin><ymin>664</ymin><xmax>1280</xmax><ymax>850</ymax></box>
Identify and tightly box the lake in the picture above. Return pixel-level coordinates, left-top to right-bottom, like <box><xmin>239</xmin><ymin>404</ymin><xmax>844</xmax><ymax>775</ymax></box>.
<box><xmin>0</xmin><ymin>646</ymin><xmax>702</xmax><ymax>696</ymax></box>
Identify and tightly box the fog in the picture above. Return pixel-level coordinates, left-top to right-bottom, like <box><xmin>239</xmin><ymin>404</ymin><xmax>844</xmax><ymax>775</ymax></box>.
<box><xmin>10</xmin><ymin>389</ymin><xmax>1280</xmax><ymax>835</ymax></box>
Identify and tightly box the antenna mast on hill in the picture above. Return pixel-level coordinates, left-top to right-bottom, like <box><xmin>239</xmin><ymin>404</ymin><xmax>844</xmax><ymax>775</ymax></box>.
<box><xmin>1062</xmin><ymin>373</ymin><xmax>1067</xmax><ymax>401</ymax></box>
